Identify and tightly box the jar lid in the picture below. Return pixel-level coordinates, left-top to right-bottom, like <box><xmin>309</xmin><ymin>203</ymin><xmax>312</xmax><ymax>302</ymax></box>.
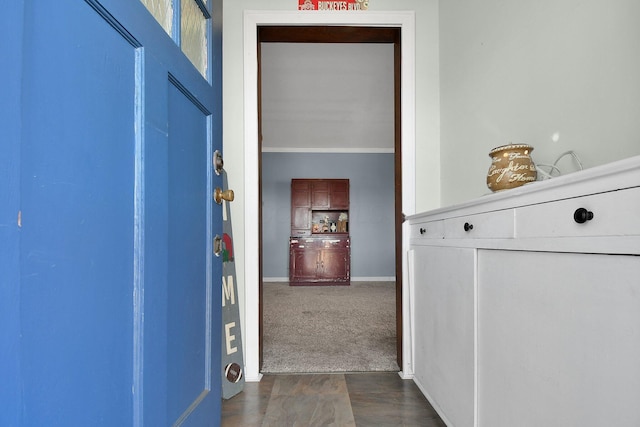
<box><xmin>489</xmin><ymin>143</ymin><xmax>534</xmax><ymax>155</ymax></box>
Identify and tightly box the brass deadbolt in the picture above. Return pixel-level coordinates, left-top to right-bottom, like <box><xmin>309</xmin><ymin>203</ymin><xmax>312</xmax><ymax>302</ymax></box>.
<box><xmin>213</xmin><ymin>235</ymin><xmax>222</xmax><ymax>256</ymax></box>
<box><xmin>213</xmin><ymin>150</ymin><xmax>224</xmax><ymax>175</ymax></box>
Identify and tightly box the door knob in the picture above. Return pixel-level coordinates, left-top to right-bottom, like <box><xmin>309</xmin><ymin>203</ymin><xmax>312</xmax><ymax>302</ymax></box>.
<box><xmin>214</xmin><ymin>188</ymin><xmax>234</xmax><ymax>204</ymax></box>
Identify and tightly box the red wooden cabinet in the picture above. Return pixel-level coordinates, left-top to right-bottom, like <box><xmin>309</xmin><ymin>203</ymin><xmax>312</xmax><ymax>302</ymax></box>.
<box><xmin>289</xmin><ymin>237</ymin><xmax>350</xmax><ymax>285</ymax></box>
<box><xmin>290</xmin><ymin>179</ymin><xmax>350</xmax><ymax>285</ymax></box>
<box><xmin>291</xmin><ymin>179</ymin><xmax>311</xmax><ymax>236</ymax></box>
<box><xmin>311</xmin><ymin>180</ymin><xmax>330</xmax><ymax>209</ymax></box>
<box><xmin>328</xmin><ymin>180</ymin><xmax>349</xmax><ymax>210</ymax></box>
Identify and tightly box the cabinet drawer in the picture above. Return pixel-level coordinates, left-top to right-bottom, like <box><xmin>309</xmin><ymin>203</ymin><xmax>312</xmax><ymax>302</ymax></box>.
<box><xmin>320</xmin><ymin>238</ymin><xmax>350</xmax><ymax>248</ymax></box>
<box><xmin>290</xmin><ymin>237</ymin><xmax>349</xmax><ymax>249</ymax></box>
<box><xmin>411</xmin><ymin>220</ymin><xmax>444</xmax><ymax>239</ymax></box>
<box><xmin>515</xmin><ymin>186</ymin><xmax>640</xmax><ymax>238</ymax></box>
<box><xmin>444</xmin><ymin>209</ymin><xmax>515</xmax><ymax>239</ymax></box>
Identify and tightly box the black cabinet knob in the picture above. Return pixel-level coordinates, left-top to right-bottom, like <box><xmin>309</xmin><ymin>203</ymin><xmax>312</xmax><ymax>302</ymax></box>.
<box><xmin>573</xmin><ymin>207</ymin><xmax>594</xmax><ymax>224</ymax></box>
<box><xmin>464</xmin><ymin>222</ymin><xmax>473</xmax><ymax>232</ymax></box>
<box><xmin>419</xmin><ymin>227</ymin><xmax>426</xmax><ymax>235</ymax></box>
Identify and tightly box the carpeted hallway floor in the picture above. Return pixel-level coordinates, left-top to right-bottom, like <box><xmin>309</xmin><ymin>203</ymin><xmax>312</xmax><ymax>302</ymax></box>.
<box><xmin>262</xmin><ymin>281</ymin><xmax>398</xmax><ymax>373</ymax></box>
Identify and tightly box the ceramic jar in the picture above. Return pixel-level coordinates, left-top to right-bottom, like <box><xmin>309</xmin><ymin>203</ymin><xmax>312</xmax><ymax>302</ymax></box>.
<box><xmin>486</xmin><ymin>144</ymin><xmax>537</xmax><ymax>192</ymax></box>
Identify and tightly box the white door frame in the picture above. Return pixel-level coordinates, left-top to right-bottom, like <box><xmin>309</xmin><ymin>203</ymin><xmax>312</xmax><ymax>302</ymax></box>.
<box><xmin>243</xmin><ymin>10</ymin><xmax>416</xmax><ymax>381</ymax></box>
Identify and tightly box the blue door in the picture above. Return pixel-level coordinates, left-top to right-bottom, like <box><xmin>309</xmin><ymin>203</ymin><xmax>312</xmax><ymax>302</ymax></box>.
<box><xmin>1</xmin><ymin>0</ymin><xmax>223</xmax><ymax>425</ymax></box>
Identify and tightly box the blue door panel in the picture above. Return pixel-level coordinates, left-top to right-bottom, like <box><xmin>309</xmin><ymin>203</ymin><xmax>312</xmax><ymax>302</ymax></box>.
<box><xmin>0</xmin><ymin>2</ymin><xmax>25</xmax><ymax>426</ymax></box>
<box><xmin>7</xmin><ymin>0</ymin><xmax>224</xmax><ymax>425</ymax></box>
<box><xmin>139</xmin><ymin>54</ymin><xmax>171</xmax><ymax>427</ymax></box>
<box><xmin>20</xmin><ymin>1</ymin><xmax>137</xmax><ymax>424</ymax></box>
<box><xmin>167</xmin><ymin>82</ymin><xmax>211</xmax><ymax>423</ymax></box>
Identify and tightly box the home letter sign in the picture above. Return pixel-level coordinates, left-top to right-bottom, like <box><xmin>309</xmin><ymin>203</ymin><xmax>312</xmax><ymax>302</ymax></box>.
<box><xmin>221</xmin><ymin>171</ymin><xmax>245</xmax><ymax>399</ymax></box>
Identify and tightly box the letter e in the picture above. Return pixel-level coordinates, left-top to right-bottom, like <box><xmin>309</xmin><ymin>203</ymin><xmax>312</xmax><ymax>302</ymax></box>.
<box><xmin>225</xmin><ymin>322</ymin><xmax>238</xmax><ymax>354</ymax></box>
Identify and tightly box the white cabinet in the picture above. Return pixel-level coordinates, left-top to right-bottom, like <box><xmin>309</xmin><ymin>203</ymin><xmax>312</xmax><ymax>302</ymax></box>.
<box><xmin>408</xmin><ymin>155</ymin><xmax>640</xmax><ymax>427</ymax></box>
<box><xmin>413</xmin><ymin>246</ymin><xmax>475</xmax><ymax>427</ymax></box>
<box><xmin>443</xmin><ymin>209</ymin><xmax>514</xmax><ymax>239</ymax></box>
<box><xmin>514</xmin><ymin>186</ymin><xmax>640</xmax><ymax>238</ymax></box>
<box><xmin>478</xmin><ymin>250</ymin><xmax>640</xmax><ymax>427</ymax></box>
<box><xmin>410</xmin><ymin>219</ymin><xmax>444</xmax><ymax>239</ymax></box>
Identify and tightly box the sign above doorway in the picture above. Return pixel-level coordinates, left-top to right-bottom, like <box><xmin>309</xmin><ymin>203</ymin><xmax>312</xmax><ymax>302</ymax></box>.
<box><xmin>298</xmin><ymin>0</ymin><xmax>369</xmax><ymax>11</ymax></box>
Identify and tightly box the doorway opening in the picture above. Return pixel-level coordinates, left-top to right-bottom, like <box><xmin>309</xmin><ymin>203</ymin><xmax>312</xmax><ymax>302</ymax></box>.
<box><xmin>242</xmin><ymin>11</ymin><xmax>417</xmax><ymax>381</ymax></box>
<box><xmin>257</xmin><ymin>26</ymin><xmax>403</xmax><ymax>373</ymax></box>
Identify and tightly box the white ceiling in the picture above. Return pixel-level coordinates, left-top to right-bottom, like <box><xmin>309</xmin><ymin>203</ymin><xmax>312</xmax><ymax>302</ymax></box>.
<box><xmin>260</xmin><ymin>43</ymin><xmax>395</xmax><ymax>153</ymax></box>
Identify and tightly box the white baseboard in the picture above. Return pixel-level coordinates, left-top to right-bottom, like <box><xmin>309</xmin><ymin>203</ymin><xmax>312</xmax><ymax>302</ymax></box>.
<box><xmin>262</xmin><ymin>276</ymin><xmax>395</xmax><ymax>283</ymax></box>
<box><xmin>262</xmin><ymin>277</ymin><xmax>289</xmax><ymax>283</ymax></box>
<box><xmin>351</xmin><ymin>276</ymin><xmax>395</xmax><ymax>282</ymax></box>
<box><xmin>398</xmin><ymin>371</ymin><xmax>415</xmax><ymax>380</ymax></box>
<box><xmin>413</xmin><ymin>376</ymin><xmax>454</xmax><ymax>427</ymax></box>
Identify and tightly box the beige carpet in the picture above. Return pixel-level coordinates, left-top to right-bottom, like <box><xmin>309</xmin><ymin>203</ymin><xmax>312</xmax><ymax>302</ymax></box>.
<box><xmin>262</xmin><ymin>281</ymin><xmax>399</xmax><ymax>373</ymax></box>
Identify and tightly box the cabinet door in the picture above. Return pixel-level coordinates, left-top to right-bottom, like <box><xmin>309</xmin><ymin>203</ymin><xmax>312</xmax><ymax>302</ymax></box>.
<box><xmin>478</xmin><ymin>250</ymin><xmax>640</xmax><ymax>427</ymax></box>
<box><xmin>290</xmin><ymin>244</ymin><xmax>319</xmax><ymax>282</ymax></box>
<box><xmin>311</xmin><ymin>181</ymin><xmax>330</xmax><ymax>209</ymax></box>
<box><xmin>291</xmin><ymin>181</ymin><xmax>310</xmax><ymax>205</ymax></box>
<box><xmin>319</xmin><ymin>247</ymin><xmax>350</xmax><ymax>282</ymax></box>
<box><xmin>412</xmin><ymin>246</ymin><xmax>475</xmax><ymax>427</ymax></box>
<box><xmin>330</xmin><ymin>180</ymin><xmax>349</xmax><ymax>209</ymax></box>
<box><xmin>291</xmin><ymin>180</ymin><xmax>311</xmax><ymax>235</ymax></box>
<box><xmin>291</xmin><ymin>208</ymin><xmax>311</xmax><ymax>236</ymax></box>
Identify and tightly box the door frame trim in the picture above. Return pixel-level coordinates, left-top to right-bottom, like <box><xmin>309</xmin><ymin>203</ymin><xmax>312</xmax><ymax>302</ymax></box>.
<box><xmin>243</xmin><ymin>10</ymin><xmax>417</xmax><ymax>381</ymax></box>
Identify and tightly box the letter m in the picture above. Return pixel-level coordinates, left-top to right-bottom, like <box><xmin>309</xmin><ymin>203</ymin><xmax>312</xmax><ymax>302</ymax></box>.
<box><xmin>222</xmin><ymin>275</ymin><xmax>235</xmax><ymax>307</ymax></box>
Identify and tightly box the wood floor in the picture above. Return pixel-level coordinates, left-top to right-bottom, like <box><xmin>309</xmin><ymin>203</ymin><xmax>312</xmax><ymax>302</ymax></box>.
<box><xmin>222</xmin><ymin>372</ymin><xmax>446</xmax><ymax>426</ymax></box>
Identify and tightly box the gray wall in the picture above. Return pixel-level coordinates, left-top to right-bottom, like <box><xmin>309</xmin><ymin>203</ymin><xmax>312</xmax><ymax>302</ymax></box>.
<box><xmin>262</xmin><ymin>152</ymin><xmax>395</xmax><ymax>280</ymax></box>
<box><xmin>439</xmin><ymin>0</ymin><xmax>640</xmax><ymax>205</ymax></box>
